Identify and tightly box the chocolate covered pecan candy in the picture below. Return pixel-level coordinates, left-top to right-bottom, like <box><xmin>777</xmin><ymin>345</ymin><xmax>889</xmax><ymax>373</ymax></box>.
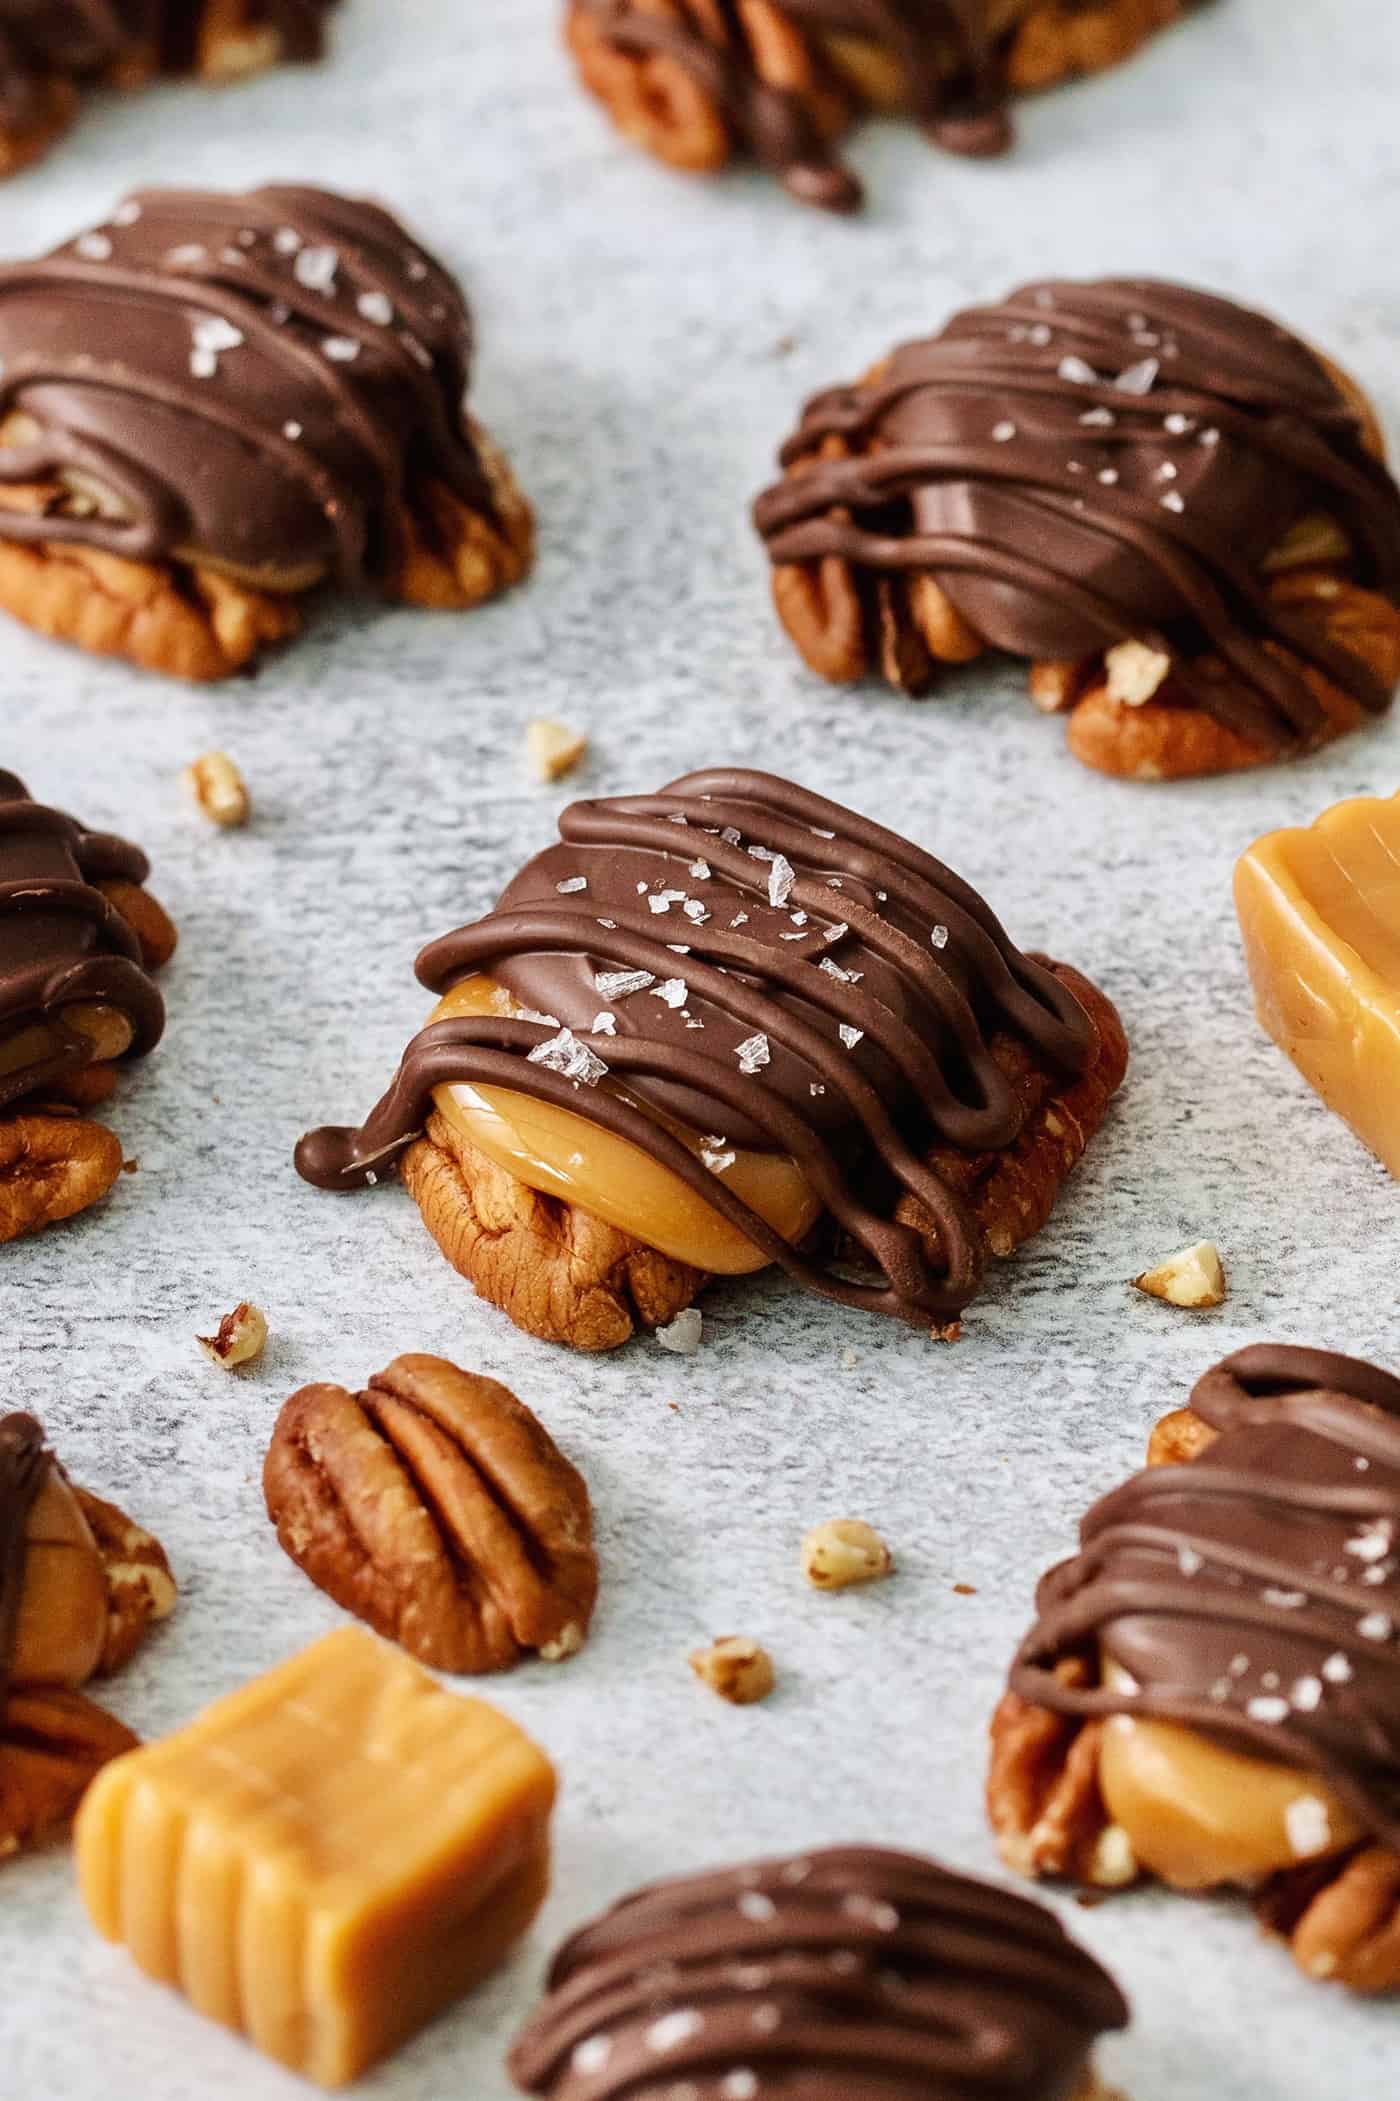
<box><xmin>756</xmin><ymin>280</ymin><xmax>1400</xmax><ymax>780</ymax></box>
<box><xmin>0</xmin><ymin>770</ymin><xmax>175</xmax><ymax>1241</ymax></box>
<box><xmin>0</xmin><ymin>3</ymin><xmax>341</xmax><ymax>178</ymax></box>
<box><xmin>510</xmin><ymin>1845</ymin><xmax>1131</xmax><ymax>2099</ymax></box>
<box><xmin>991</xmin><ymin>1345</ymin><xmax>1400</xmax><ymax>1992</ymax></box>
<box><xmin>0</xmin><ymin>187</ymin><xmax>532</xmax><ymax>680</ymax></box>
<box><xmin>296</xmin><ymin>770</ymin><xmax>1126</xmax><ymax>1351</ymax></box>
<box><xmin>566</xmin><ymin>0</ymin><xmax>1195</xmax><ymax>212</ymax></box>
<box><xmin>0</xmin><ymin>1412</ymin><xmax>174</xmax><ymax>1862</ymax></box>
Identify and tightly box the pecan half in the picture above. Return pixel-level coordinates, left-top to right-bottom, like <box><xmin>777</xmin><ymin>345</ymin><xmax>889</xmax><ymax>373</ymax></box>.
<box><xmin>0</xmin><ymin>1686</ymin><xmax>136</xmax><ymax>1863</ymax></box>
<box><xmin>1062</xmin><ymin>572</ymin><xmax>1400</xmax><ymax>781</ymax></box>
<box><xmin>395</xmin><ymin>433</ymin><xmax>534</xmax><ymax>612</ymax></box>
<box><xmin>403</xmin><ymin>1111</ymin><xmax>705</xmax><ymax>1353</ymax></box>
<box><xmin>96</xmin><ymin>877</ymin><xmax>178</xmax><ymax>969</ymax></box>
<box><xmin>1257</xmin><ymin>1844</ymin><xmax>1400</xmax><ymax>1993</ymax></box>
<box><xmin>73</xmin><ymin>1487</ymin><xmax>177</xmax><ymax>1676</ymax></box>
<box><xmin>898</xmin><ymin>962</ymin><xmax>1128</xmax><ymax>1267</ymax></box>
<box><xmin>1146</xmin><ymin>1404</ymin><xmax>1216</xmax><ymax>1468</ymax></box>
<box><xmin>0</xmin><ymin>1114</ymin><xmax>123</xmax><ymax>1242</ymax></box>
<box><xmin>987</xmin><ymin>1663</ymin><xmax>1139</xmax><ymax>1890</ymax></box>
<box><xmin>264</xmin><ymin>1353</ymin><xmax>599</xmax><ymax>1673</ymax></box>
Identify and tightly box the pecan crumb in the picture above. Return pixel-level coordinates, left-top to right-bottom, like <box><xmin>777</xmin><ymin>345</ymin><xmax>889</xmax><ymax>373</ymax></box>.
<box><xmin>198</xmin><ymin>1301</ymin><xmax>268</xmax><ymax>1369</ymax></box>
<box><xmin>689</xmin><ymin>1635</ymin><xmax>774</xmax><ymax>1706</ymax></box>
<box><xmin>526</xmin><ymin>718</ymin><xmax>588</xmax><ymax>783</ymax></box>
<box><xmin>183</xmin><ymin>750</ymin><xmax>250</xmax><ymax>828</ymax></box>
<box><xmin>800</xmin><ymin>1518</ymin><xmax>893</xmax><ymax>1590</ymax></box>
<box><xmin>1133</xmin><ymin>1240</ymin><xmax>1227</xmax><ymax>1309</ymax></box>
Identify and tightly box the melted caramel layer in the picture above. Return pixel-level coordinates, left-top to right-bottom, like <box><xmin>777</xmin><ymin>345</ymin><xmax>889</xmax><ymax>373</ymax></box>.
<box><xmin>429</xmin><ymin>977</ymin><xmax>822</xmax><ymax>1273</ymax></box>
<box><xmin>1098</xmin><ymin>1661</ymin><xmax>1362</xmax><ymax>1891</ymax></box>
<box><xmin>1236</xmin><ymin>789</ymin><xmax>1400</xmax><ymax>1176</ymax></box>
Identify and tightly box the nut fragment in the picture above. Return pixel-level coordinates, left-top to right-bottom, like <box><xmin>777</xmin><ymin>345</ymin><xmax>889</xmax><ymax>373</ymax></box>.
<box><xmin>800</xmin><ymin>1517</ymin><xmax>894</xmax><ymax>1590</ymax></box>
<box><xmin>656</xmin><ymin>1308</ymin><xmax>704</xmax><ymax>1355</ymax></box>
<box><xmin>526</xmin><ymin>718</ymin><xmax>588</xmax><ymax>784</ymax></box>
<box><xmin>1133</xmin><ymin>1241</ymin><xmax>1228</xmax><ymax>1310</ymax></box>
<box><xmin>1104</xmin><ymin>640</ymin><xmax>1172</xmax><ymax>707</ymax></box>
<box><xmin>182</xmin><ymin>750</ymin><xmax>250</xmax><ymax>828</ymax></box>
<box><xmin>198</xmin><ymin>1301</ymin><xmax>268</xmax><ymax>1369</ymax></box>
<box><xmin>263</xmin><ymin>1354</ymin><xmax>598</xmax><ymax>1673</ymax></box>
<box><xmin>689</xmin><ymin>1635</ymin><xmax>775</xmax><ymax>1705</ymax></box>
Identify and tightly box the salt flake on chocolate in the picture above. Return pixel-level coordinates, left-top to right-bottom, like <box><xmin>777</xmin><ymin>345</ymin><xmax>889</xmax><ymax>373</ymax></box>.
<box><xmin>357</xmin><ymin>290</ymin><xmax>394</xmax><ymax>326</ymax></box>
<box><xmin>650</xmin><ymin>978</ymin><xmax>688</xmax><ymax>1008</ymax></box>
<box><xmin>736</xmin><ymin>1034</ymin><xmax>770</xmax><ymax>1074</ymax></box>
<box><xmin>1058</xmin><ymin>356</ymin><xmax>1099</xmax><ymax>385</ymax></box>
<box><xmin>556</xmin><ymin>876</ymin><xmax>588</xmax><ymax>894</ymax></box>
<box><xmin>1114</xmin><ymin>358</ymin><xmax>1160</xmax><ymax>395</ymax></box>
<box><xmin>594</xmin><ymin>969</ymin><xmax>655</xmax><ymax>1000</ymax></box>
<box><xmin>322</xmin><ymin>337</ymin><xmax>361</xmax><ymax>363</ymax></box>
<box><xmin>767</xmin><ymin>856</ymin><xmax>796</xmax><ymax>908</ymax></box>
<box><xmin>839</xmin><ymin>1024</ymin><xmax>864</xmax><ymax>1050</ymax></box>
<box><xmin>294</xmin><ymin>245</ymin><xmax>339</xmax><ymax>294</ymax></box>
<box><xmin>528</xmin><ymin>1029</ymin><xmax>608</xmax><ymax>1086</ymax></box>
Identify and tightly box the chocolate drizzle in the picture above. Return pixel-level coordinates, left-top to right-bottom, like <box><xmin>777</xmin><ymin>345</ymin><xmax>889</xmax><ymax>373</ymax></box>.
<box><xmin>755</xmin><ymin>279</ymin><xmax>1400</xmax><ymax>747</ymax></box>
<box><xmin>508</xmin><ymin>1845</ymin><xmax>1129</xmax><ymax>2099</ymax></box>
<box><xmin>0</xmin><ymin>184</ymin><xmax>494</xmax><ymax>590</ymax></box>
<box><xmin>577</xmin><ymin>1</ymin><xmax>1033</xmax><ymax>210</ymax></box>
<box><xmin>0</xmin><ymin>769</ymin><xmax>165</xmax><ymax>1110</ymax></box>
<box><xmin>0</xmin><ymin>1413</ymin><xmax>48</xmax><ymax>1720</ymax></box>
<box><xmin>1012</xmin><ymin>1344</ymin><xmax>1400</xmax><ymax>1850</ymax></box>
<box><xmin>295</xmin><ymin>769</ymin><xmax>1100</xmax><ymax>1325</ymax></box>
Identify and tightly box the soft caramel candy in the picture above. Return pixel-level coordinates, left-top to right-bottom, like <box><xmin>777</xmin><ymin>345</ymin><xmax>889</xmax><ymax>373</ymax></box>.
<box><xmin>430</xmin><ymin>975</ymin><xmax>822</xmax><ymax>1273</ymax></box>
<box><xmin>1236</xmin><ymin>788</ymin><xmax>1400</xmax><ymax>1176</ymax></box>
<box><xmin>75</xmin><ymin>1627</ymin><xmax>556</xmax><ymax>2087</ymax></box>
<box><xmin>1098</xmin><ymin>1706</ymin><xmax>1362</xmax><ymax>1892</ymax></box>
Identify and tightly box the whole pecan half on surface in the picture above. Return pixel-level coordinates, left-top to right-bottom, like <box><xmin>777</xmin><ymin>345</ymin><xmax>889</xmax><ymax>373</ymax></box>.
<box><xmin>264</xmin><ymin>1354</ymin><xmax>598</xmax><ymax>1673</ymax></box>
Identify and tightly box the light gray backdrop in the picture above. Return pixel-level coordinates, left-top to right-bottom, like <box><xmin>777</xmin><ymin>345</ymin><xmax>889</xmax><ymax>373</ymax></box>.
<box><xmin>1</xmin><ymin>3</ymin><xmax>1398</xmax><ymax>2095</ymax></box>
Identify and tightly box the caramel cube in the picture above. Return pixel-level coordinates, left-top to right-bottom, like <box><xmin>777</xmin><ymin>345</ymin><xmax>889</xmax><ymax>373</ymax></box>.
<box><xmin>1236</xmin><ymin>787</ymin><xmax>1400</xmax><ymax>1176</ymax></box>
<box><xmin>74</xmin><ymin>1627</ymin><xmax>555</xmax><ymax>2087</ymax></box>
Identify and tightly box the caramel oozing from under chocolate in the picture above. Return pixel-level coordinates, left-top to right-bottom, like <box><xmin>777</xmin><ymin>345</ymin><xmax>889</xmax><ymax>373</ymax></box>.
<box><xmin>13</xmin><ymin>1462</ymin><xmax>106</xmax><ymax>1689</ymax></box>
<box><xmin>430</xmin><ymin>976</ymin><xmax>822</xmax><ymax>1273</ymax></box>
<box><xmin>1097</xmin><ymin>1660</ymin><xmax>1362</xmax><ymax>1891</ymax></box>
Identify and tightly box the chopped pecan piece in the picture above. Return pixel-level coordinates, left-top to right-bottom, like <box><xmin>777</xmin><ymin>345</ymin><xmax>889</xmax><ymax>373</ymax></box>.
<box><xmin>264</xmin><ymin>1353</ymin><xmax>598</xmax><ymax>1673</ymax></box>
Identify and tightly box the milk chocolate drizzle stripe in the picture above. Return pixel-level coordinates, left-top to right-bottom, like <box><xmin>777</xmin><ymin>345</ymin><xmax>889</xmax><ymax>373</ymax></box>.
<box><xmin>0</xmin><ymin>186</ymin><xmax>492</xmax><ymax>584</ymax></box>
<box><xmin>0</xmin><ymin>1413</ymin><xmax>47</xmax><ymax>1721</ymax></box>
<box><xmin>1011</xmin><ymin>1346</ymin><xmax>1400</xmax><ymax>1847</ymax></box>
<box><xmin>579</xmin><ymin>1</ymin><xmax>1013</xmax><ymax>211</ymax></box>
<box><xmin>0</xmin><ymin>770</ymin><xmax>164</xmax><ymax>1107</ymax></box>
<box><xmin>509</xmin><ymin>1846</ymin><xmax>1128</xmax><ymax>2099</ymax></box>
<box><xmin>757</xmin><ymin>282</ymin><xmax>1400</xmax><ymax>745</ymax></box>
<box><xmin>296</xmin><ymin>771</ymin><xmax>1098</xmax><ymax>1324</ymax></box>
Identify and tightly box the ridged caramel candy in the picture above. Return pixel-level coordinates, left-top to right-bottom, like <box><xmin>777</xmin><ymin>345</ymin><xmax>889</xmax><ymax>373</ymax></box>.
<box><xmin>1236</xmin><ymin>788</ymin><xmax>1400</xmax><ymax>1175</ymax></box>
<box><xmin>75</xmin><ymin>1628</ymin><xmax>556</xmax><ymax>2087</ymax></box>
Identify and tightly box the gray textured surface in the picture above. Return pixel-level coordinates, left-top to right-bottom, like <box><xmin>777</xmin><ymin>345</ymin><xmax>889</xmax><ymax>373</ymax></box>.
<box><xmin>2</xmin><ymin>1</ymin><xmax>1399</xmax><ymax>2095</ymax></box>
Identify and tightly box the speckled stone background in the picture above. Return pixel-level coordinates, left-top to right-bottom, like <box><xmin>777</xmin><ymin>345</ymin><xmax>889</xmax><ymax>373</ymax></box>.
<box><xmin>2</xmin><ymin>2</ymin><xmax>1399</xmax><ymax>2095</ymax></box>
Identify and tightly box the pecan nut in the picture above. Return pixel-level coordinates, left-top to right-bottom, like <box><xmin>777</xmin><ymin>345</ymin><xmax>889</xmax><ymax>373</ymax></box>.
<box><xmin>1258</xmin><ymin>1845</ymin><xmax>1400</xmax><ymax>1993</ymax></box>
<box><xmin>264</xmin><ymin>1353</ymin><xmax>599</xmax><ymax>1673</ymax></box>
<box><xmin>73</xmin><ymin>1486</ymin><xmax>177</xmax><ymax>1676</ymax></box>
<box><xmin>0</xmin><ymin>1113</ymin><xmax>123</xmax><ymax>1242</ymax></box>
<box><xmin>987</xmin><ymin>1666</ymin><xmax>1139</xmax><ymax>1890</ymax></box>
<box><xmin>403</xmin><ymin>1111</ymin><xmax>705</xmax><ymax>1353</ymax></box>
<box><xmin>0</xmin><ymin>1686</ymin><xmax>137</xmax><ymax>1862</ymax></box>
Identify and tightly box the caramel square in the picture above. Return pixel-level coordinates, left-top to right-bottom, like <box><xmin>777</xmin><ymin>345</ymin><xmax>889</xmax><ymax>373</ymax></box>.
<box><xmin>1236</xmin><ymin>788</ymin><xmax>1400</xmax><ymax>1176</ymax></box>
<box><xmin>75</xmin><ymin>1627</ymin><xmax>555</xmax><ymax>2086</ymax></box>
